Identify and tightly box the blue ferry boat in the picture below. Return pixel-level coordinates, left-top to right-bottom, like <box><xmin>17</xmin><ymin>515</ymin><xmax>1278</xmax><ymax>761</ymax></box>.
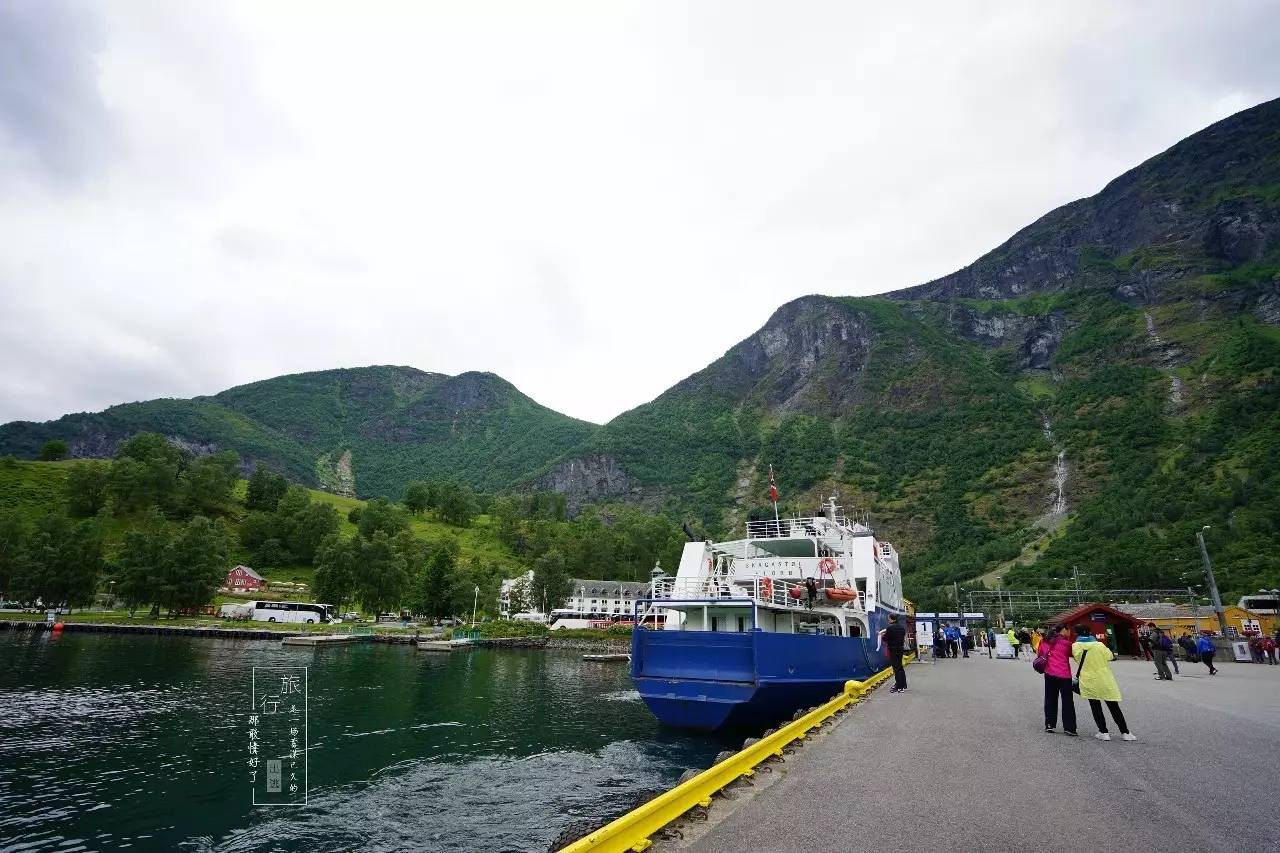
<box><xmin>630</xmin><ymin>498</ymin><xmax>906</xmax><ymax>732</ymax></box>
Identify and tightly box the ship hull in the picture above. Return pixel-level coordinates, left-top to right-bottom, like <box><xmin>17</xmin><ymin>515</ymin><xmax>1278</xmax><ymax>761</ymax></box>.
<box><xmin>630</xmin><ymin>617</ymin><xmax>891</xmax><ymax>732</ymax></box>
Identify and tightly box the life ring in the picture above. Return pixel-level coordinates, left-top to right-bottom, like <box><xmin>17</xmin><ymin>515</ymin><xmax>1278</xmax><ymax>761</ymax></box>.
<box><xmin>817</xmin><ymin>557</ymin><xmax>837</xmax><ymax>575</ymax></box>
<box><xmin>760</xmin><ymin>577</ymin><xmax>774</xmax><ymax>598</ymax></box>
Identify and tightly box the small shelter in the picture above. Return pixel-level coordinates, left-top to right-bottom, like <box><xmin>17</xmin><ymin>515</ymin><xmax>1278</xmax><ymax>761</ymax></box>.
<box><xmin>1044</xmin><ymin>602</ymin><xmax>1144</xmax><ymax>657</ymax></box>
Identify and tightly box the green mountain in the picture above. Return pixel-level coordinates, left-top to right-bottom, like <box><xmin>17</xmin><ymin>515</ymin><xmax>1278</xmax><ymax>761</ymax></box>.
<box><xmin>541</xmin><ymin>97</ymin><xmax>1280</xmax><ymax>599</ymax></box>
<box><xmin>0</xmin><ymin>367</ymin><xmax>597</xmax><ymax>499</ymax></box>
<box><xmin>4</xmin><ymin>99</ymin><xmax>1278</xmax><ymax>601</ymax></box>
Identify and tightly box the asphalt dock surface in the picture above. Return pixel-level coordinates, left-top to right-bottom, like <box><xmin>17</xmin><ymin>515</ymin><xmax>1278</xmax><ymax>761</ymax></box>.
<box><xmin>677</xmin><ymin>651</ymin><xmax>1280</xmax><ymax>852</ymax></box>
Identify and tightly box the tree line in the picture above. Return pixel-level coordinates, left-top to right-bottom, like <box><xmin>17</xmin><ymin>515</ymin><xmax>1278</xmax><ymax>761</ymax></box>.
<box><xmin>1</xmin><ymin>433</ymin><xmax>693</xmax><ymax>619</ymax></box>
<box><xmin>1</xmin><ymin>433</ymin><xmax>241</xmax><ymax>612</ymax></box>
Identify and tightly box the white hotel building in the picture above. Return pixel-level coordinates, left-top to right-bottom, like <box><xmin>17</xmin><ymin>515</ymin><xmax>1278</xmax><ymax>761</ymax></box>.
<box><xmin>499</xmin><ymin>570</ymin><xmax>651</xmax><ymax>619</ymax></box>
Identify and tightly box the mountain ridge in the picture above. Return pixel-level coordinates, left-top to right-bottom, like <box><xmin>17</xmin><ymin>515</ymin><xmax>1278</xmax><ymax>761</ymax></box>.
<box><xmin>4</xmin><ymin>97</ymin><xmax>1279</xmax><ymax>600</ymax></box>
<box><xmin>0</xmin><ymin>365</ymin><xmax>598</xmax><ymax>499</ymax></box>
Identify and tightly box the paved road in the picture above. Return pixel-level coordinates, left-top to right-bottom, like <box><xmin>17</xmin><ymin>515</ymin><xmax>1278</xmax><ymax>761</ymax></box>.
<box><xmin>680</xmin><ymin>653</ymin><xmax>1280</xmax><ymax>852</ymax></box>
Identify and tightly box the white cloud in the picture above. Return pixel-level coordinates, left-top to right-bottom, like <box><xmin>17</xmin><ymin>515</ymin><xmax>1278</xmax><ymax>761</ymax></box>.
<box><xmin>1</xmin><ymin>0</ymin><xmax>1278</xmax><ymax>425</ymax></box>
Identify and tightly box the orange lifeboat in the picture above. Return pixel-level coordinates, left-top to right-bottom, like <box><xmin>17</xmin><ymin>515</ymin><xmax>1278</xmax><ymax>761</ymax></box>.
<box><xmin>823</xmin><ymin>586</ymin><xmax>858</xmax><ymax>603</ymax></box>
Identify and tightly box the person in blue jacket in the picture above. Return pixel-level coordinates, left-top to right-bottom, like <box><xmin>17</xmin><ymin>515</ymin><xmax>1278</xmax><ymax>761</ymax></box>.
<box><xmin>1196</xmin><ymin>632</ymin><xmax>1218</xmax><ymax>675</ymax></box>
<box><xmin>943</xmin><ymin>624</ymin><xmax>960</xmax><ymax>658</ymax></box>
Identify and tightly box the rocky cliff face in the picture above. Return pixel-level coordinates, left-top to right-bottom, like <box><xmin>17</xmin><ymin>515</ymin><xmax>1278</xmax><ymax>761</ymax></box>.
<box><xmin>904</xmin><ymin>303</ymin><xmax>1071</xmax><ymax>370</ymax></box>
<box><xmin>534</xmin><ymin>454</ymin><xmax>638</xmax><ymax>514</ymax></box>
<box><xmin>676</xmin><ymin>295</ymin><xmax>878</xmax><ymax>413</ymax></box>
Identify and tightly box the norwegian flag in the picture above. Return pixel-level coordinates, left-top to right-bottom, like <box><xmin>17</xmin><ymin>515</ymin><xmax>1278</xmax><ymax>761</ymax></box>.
<box><xmin>768</xmin><ymin>465</ymin><xmax>779</xmax><ymax>503</ymax></box>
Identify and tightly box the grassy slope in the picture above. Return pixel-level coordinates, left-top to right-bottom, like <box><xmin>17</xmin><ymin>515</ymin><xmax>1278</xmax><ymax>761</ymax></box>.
<box><xmin>0</xmin><ymin>461</ymin><xmax>522</xmax><ymax>599</ymax></box>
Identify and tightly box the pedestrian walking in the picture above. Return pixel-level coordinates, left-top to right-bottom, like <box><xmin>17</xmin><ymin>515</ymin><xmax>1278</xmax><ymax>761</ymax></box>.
<box><xmin>960</xmin><ymin>625</ymin><xmax>970</xmax><ymax>658</ymax></box>
<box><xmin>1263</xmin><ymin>634</ymin><xmax>1277</xmax><ymax>665</ymax></box>
<box><xmin>1196</xmin><ymin>632</ymin><xmax>1218</xmax><ymax>675</ymax></box>
<box><xmin>1178</xmin><ymin>633</ymin><xmax>1197</xmax><ymax>663</ymax></box>
<box><xmin>804</xmin><ymin>577</ymin><xmax>817</xmax><ymax>610</ymax></box>
<box><xmin>1138</xmin><ymin>625</ymin><xmax>1153</xmax><ymax>662</ymax></box>
<box><xmin>1008</xmin><ymin>627</ymin><xmax>1021</xmax><ymax>660</ymax></box>
<box><xmin>881</xmin><ymin>613</ymin><xmax>908</xmax><ymax>693</ymax></box>
<box><xmin>1038</xmin><ymin>623</ymin><xmax>1078</xmax><ymax>736</ymax></box>
<box><xmin>987</xmin><ymin>626</ymin><xmax>995</xmax><ymax>659</ymax></box>
<box><xmin>1018</xmin><ymin>627</ymin><xmax>1032</xmax><ymax>660</ymax></box>
<box><xmin>1072</xmin><ymin>624</ymin><xmax>1136</xmax><ymax>741</ymax></box>
<box><xmin>1150</xmin><ymin>626</ymin><xmax>1174</xmax><ymax>680</ymax></box>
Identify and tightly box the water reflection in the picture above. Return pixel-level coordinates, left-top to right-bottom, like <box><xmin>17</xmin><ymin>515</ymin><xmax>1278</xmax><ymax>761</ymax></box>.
<box><xmin>0</xmin><ymin>634</ymin><xmax>725</xmax><ymax>852</ymax></box>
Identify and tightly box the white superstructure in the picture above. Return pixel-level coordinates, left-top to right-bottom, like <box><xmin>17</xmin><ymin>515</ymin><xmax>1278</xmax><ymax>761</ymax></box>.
<box><xmin>645</xmin><ymin>497</ymin><xmax>904</xmax><ymax>638</ymax></box>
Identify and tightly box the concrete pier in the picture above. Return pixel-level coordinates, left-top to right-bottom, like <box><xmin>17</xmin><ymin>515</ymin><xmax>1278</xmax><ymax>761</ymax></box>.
<box><xmin>416</xmin><ymin>639</ymin><xmax>474</xmax><ymax>652</ymax></box>
<box><xmin>281</xmin><ymin>634</ymin><xmax>363</xmax><ymax>646</ymax></box>
<box><xmin>670</xmin><ymin>654</ymin><xmax>1280</xmax><ymax>852</ymax></box>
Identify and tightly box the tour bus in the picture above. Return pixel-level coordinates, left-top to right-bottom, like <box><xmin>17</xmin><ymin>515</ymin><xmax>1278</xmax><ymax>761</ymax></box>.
<box><xmin>242</xmin><ymin>600</ymin><xmax>333</xmax><ymax>624</ymax></box>
<box><xmin>547</xmin><ymin>609</ymin><xmax>655</xmax><ymax>631</ymax></box>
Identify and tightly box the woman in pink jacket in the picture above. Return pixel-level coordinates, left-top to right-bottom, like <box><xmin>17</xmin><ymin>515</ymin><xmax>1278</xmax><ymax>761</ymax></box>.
<box><xmin>1039</xmin><ymin>623</ymin><xmax>1078</xmax><ymax>736</ymax></box>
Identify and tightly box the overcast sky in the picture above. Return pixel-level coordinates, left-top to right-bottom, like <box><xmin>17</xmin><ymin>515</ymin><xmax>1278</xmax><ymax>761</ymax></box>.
<box><xmin>1</xmin><ymin>1</ymin><xmax>1278</xmax><ymax>426</ymax></box>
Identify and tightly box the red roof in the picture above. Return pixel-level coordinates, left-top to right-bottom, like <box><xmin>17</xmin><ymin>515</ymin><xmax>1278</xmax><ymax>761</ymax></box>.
<box><xmin>229</xmin><ymin>565</ymin><xmax>264</xmax><ymax>581</ymax></box>
<box><xmin>1043</xmin><ymin>601</ymin><xmax>1144</xmax><ymax>628</ymax></box>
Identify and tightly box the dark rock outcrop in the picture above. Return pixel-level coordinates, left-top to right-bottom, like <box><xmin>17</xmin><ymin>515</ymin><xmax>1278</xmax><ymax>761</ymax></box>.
<box><xmin>535</xmin><ymin>454</ymin><xmax>635</xmax><ymax>514</ymax></box>
<box><xmin>673</xmin><ymin>295</ymin><xmax>878</xmax><ymax>413</ymax></box>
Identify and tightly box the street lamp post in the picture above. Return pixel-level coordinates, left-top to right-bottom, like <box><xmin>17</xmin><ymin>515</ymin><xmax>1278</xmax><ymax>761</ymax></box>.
<box><xmin>470</xmin><ymin>585</ymin><xmax>479</xmax><ymax>628</ymax></box>
<box><xmin>1196</xmin><ymin>526</ymin><xmax>1229</xmax><ymax>636</ymax></box>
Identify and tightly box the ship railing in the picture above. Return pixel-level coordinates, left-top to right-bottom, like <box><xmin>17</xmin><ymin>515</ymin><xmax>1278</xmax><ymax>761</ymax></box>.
<box><xmin>648</xmin><ymin>576</ymin><xmax>866</xmax><ymax>614</ymax></box>
<box><xmin>650</xmin><ymin>576</ymin><xmax>748</xmax><ymax>601</ymax></box>
<box><xmin>744</xmin><ymin>516</ymin><xmax>872</xmax><ymax>540</ymax></box>
<box><xmin>747</xmin><ymin>577</ymin><xmax>868</xmax><ymax>613</ymax></box>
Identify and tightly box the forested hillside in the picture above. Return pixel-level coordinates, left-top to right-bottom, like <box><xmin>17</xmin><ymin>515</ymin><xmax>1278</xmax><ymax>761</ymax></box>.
<box><xmin>0</xmin><ymin>447</ymin><xmax>687</xmax><ymax>617</ymax></box>
<box><xmin>0</xmin><ymin>367</ymin><xmax>597</xmax><ymax>499</ymax></box>
<box><xmin>539</xmin><ymin>97</ymin><xmax>1280</xmax><ymax>602</ymax></box>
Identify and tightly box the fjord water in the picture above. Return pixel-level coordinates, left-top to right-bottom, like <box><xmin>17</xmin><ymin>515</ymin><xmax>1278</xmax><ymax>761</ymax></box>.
<box><xmin>0</xmin><ymin>632</ymin><xmax>726</xmax><ymax>852</ymax></box>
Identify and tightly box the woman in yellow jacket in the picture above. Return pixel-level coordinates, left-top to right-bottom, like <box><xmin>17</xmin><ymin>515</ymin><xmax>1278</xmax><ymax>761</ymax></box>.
<box><xmin>1071</xmin><ymin>624</ymin><xmax>1137</xmax><ymax>741</ymax></box>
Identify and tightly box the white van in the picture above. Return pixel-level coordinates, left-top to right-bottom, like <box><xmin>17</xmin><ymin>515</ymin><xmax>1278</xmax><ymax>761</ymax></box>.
<box><xmin>219</xmin><ymin>603</ymin><xmax>252</xmax><ymax>620</ymax></box>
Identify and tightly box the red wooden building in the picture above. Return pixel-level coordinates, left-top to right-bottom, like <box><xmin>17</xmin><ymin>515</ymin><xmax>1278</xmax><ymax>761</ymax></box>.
<box><xmin>1045</xmin><ymin>602</ymin><xmax>1144</xmax><ymax>657</ymax></box>
<box><xmin>225</xmin><ymin>565</ymin><xmax>265</xmax><ymax>591</ymax></box>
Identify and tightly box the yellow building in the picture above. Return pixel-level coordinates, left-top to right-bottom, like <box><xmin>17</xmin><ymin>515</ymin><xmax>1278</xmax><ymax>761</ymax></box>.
<box><xmin>1115</xmin><ymin>603</ymin><xmax>1277</xmax><ymax>638</ymax></box>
